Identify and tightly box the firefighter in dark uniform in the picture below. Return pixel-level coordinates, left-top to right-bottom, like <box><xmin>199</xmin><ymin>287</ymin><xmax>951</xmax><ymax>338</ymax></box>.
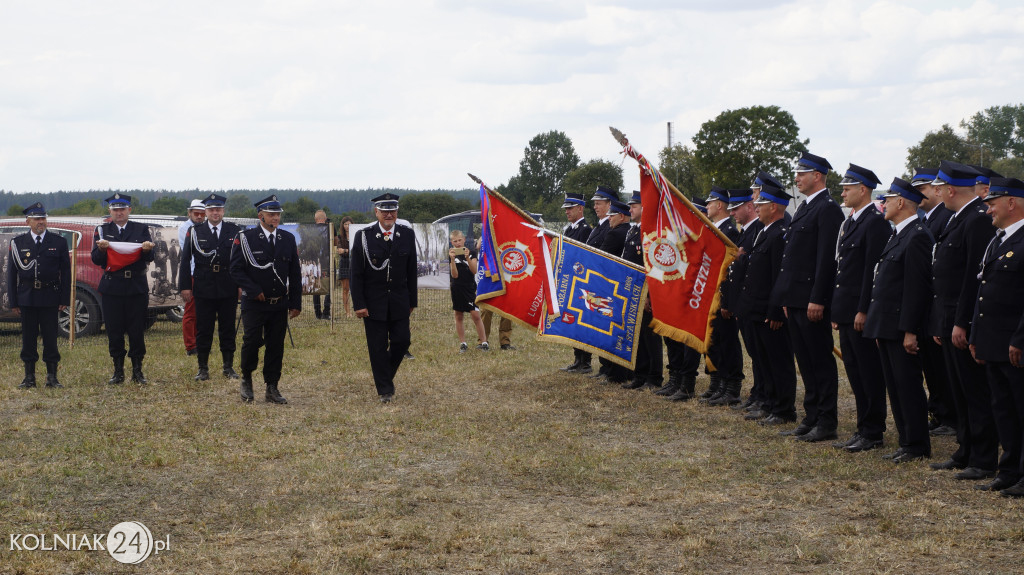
<box><xmin>704</xmin><ymin>187</ymin><xmax>744</xmax><ymax>406</ymax></box>
<box><xmin>582</xmin><ymin>186</ymin><xmax>617</xmax><ymax>380</ymax></box>
<box><xmin>179</xmin><ymin>193</ymin><xmax>243</xmax><ymax>382</ymax></box>
<box><xmin>723</xmin><ymin>187</ymin><xmax>766</xmax><ymax>412</ymax></box>
<box><xmin>912</xmin><ymin>167</ymin><xmax>958</xmax><ymax>437</ymax></box>
<box><xmin>228</xmin><ymin>195</ymin><xmax>301</xmax><ymax>404</ymax></box>
<box><xmin>560</xmin><ymin>192</ymin><xmax>594</xmax><ymax>374</ymax></box>
<box><xmin>969</xmin><ymin>177</ymin><xmax>1024</xmax><ymax>496</ymax></box>
<box><xmin>752</xmin><ymin>171</ymin><xmax>793</xmax><ymax>226</ymax></box>
<box><xmin>6</xmin><ymin>203</ymin><xmax>70</xmax><ymax>388</ymax></box>
<box><xmin>350</xmin><ymin>193</ymin><xmax>418</xmax><ymax>403</ymax></box>
<box><xmin>928</xmin><ymin>161</ymin><xmax>1000</xmax><ymax>480</ymax></box>
<box><xmin>773</xmin><ymin>152</ymin><xmax>845</xmax><ymax>442</ymax></box>
<box><xmin>736</xmin><ymin>184</ymin><xmax>797</xmax><ymax>425</ymax></box>
<box><xmin>91</xmin><ymin>193</ymin><xmax>155</xmax><ymax>385</ymax></box>
<box><xmin>864</xmin><ymin>178</ymin><xmax>934</xmax><ymax>464</ymax></box>
<box><xmin>589</xmin><ymin>198</ymin><xmax>632</xmax><ymax>384</ymax></box>
<box><xmin>621</xmin><ymin>191</ymin><xmax>663</xmax><ymax>391</ymax></box>
<box><xmin>585</xmin><ymin>186</ymin><xmax>616</xmax><ymax>251</ymax></box>
<box><xmin>831</xmin><ymin>164</ymin><xmax>890</xmax><ymax>453</ymax></box>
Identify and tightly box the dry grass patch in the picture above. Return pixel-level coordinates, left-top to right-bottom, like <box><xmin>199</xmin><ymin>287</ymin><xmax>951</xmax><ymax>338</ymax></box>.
<box><xmin>0</xmin><ymin>296</ymin><xmax>1022</xmax><ymax>573</ymax></box>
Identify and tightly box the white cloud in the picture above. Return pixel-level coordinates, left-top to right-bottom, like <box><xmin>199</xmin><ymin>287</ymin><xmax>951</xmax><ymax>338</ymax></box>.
<box><xmin>0</xmin><ymin>0</ymin><xmax>1023</xmax><ymax>194</ymax></box>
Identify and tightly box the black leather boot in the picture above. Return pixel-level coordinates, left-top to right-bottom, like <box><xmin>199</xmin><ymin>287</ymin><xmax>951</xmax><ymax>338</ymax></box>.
<box><xmin>699</xmin><ymin>375</ymin><xmax>722</xmax><ymax>403</ymax></box>
<box><xmin>108</xmin><ymin>358</ymin><xmax>125</xmax><ymax>385</ymax></box>
<box><xmin>265</xmin><ymin>384</ymin><xmax>287</xmax><ymax>404</ymax></box>
<box><xmin>240</xmin><ymin>374</ymin><xmax>254</xmax><ymax>403</ymax></box>
<box><xmin>655</xmin><ymin>370</ymin><xmax>682</xmax><ymax>396</ymax></box>
<box><xmin>668</xmin><ymin>375</ymin><xmax>696</xmax><ymax>401</ymax></box>
<box><xmin>709</xmin><ymin>378</ymin><xmax>741</xmax><ymax>406</ymax></box>
<box><xmin>44</xmin><ymin>362</ymin><xmax>62</xmax><ymax>388</ymax></box>
<box><xmin>222</xmin><ymin>352</ymin><xmax>240</xmax><ymax>379</ymax></box>
<box><xmin>560</xmin><ymin>358</ymin><xmax>581</xmax><ymax>372</ymax></box>
<box><xmin>19</xmin><ymin>363</ymin><xmax>36</xmax><ymax>389</ymax></box>
<box><xmin>195</xmin><ymin>353</ymin><xmax>210</xmax><ymax>381</ymax></box>
<box><xmin>131</xmin><ymin>359</ymin><xmax>147</xmax><ymax>384</ymax></box>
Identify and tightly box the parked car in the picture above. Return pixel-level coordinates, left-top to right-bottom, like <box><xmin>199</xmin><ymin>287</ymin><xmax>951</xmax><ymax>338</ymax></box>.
<box><xmin>433</xmin><ymin>210</ymin><xmax>545</xmax><ymax>250</ymax></box>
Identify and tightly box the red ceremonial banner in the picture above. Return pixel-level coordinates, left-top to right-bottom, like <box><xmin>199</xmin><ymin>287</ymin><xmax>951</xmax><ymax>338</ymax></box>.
<box><xmin>475</xmin><ymin>189</ymin><xmax>550</xmax><ymax>329</ymax></box>
<box><xmin>640</xmin><ymin>170</ymin><xmax>737</xmax><ymax>353</ymax></box>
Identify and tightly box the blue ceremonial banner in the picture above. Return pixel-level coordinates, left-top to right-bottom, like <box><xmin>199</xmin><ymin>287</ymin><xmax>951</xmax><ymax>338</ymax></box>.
<box><xmin>538</xmin><ymin>236</ymin><xmax>647</xmax><ymax>368</ymax></box>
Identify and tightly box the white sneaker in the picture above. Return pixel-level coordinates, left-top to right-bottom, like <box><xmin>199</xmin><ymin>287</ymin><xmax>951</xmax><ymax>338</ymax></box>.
<box><xmin>459</xmin><ymin>342</ymin><xmax>468</xmax><ymax>353</ymax></box>
<box><xmin>476</xmin><ymin>342</ymin><xmax>490</xmax><ymax>351</ymax></box>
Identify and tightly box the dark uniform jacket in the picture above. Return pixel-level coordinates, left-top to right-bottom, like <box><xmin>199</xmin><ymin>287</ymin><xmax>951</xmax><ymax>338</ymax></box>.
<box><xmin>771</xmin><ymin>191</ymin><xmax>845</xmax><ymax>309</ymax></box>
<box><xmin>586</xmin><ymin>219</ymin><xmax>610</xmax><ymax>249</ymax></box>
<box><xmin>863</xmin><ymin>218</ymin><xmax>933</xmax><ymax>340</ymax></box>
<box><xmin>564</xmin><ymin>218</ymin><xmax>593</xmax><ymax>244</ymax></box>
<box><xmin>722</xmin><ymin>219</ymin><xmax>763</xmax><ymax>310</ymax></box>
<box><xmin>923</xmin><ymin>204</ymin><xmax>953</xmax><ymax>239</ymax></box>
<box><xmin>229</xmin><ymin>225</ymin><xmax>302</xmax><ymax>311</ymax></box>
<box><xmin>90</xmin><ymin>221</ymin><xmax>155</xmax><ymax>296</ymax></box>
<box><xmin>350</xmin><ymin>222</ymin><xmax>418</xmax><ymax>320</ymax></box>
<box><xmin>6</xmin><ymin>231</ymin><xmax>71</xmax><ymax>308</ymax></box>
<box><xmin>621</xmin><ymin>224</ymin><xmax>643</xmax><ymax>266</ymax></box>
<box><xmin>831</xmin><ymin>206</ymin><xmax>891</xmax><ymax>324</ymax></box>
<box><xmin>600</xmin><ymin>222</ymin><xmax>629</xmax><ymax>257</ymax></box>
<box><xmin>179</xmin><ymin>221</ymin><xmax>242</xmax><ymax>299</ymax></box>
<box><xmin>970</xmin><ymin>227</ymin><xmax>1024</xmax><ymax>362</ymax></box>
<box><xmin>929</xmin><ymin>197</ymin><xmax>993</xmax><ymax>337</ymax></box>
<box><xmin>734</xmin><ymin>220</ymin><xmax>787</xmax><ymax>323</ymax></box>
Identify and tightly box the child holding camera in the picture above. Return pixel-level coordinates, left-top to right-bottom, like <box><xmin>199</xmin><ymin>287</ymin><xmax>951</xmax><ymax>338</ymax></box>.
<box><xmin>449</xmin><ymin>230</ymin><xmax>488</xmax><ymax>352</ymax></box>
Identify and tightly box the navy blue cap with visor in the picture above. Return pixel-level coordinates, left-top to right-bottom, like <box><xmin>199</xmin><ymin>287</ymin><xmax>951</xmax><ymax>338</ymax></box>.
<box><xmin>23</xmin><ymin>202</ymin><xmax>47</xmax><ymax>218</ymax></box>
<box><xmin>933</xmin><ymin>161</ymin><xmax>981</xmax><ymax>187</ymax></box>
<box><xmin>105</xmin><ymin>193</ymin><xmax>131</xmax><ymax>207</ymax></box>
<box><xmin>882</xmin><ymin>177</ymin><xmax>924</xmax><ymax>203</ymax></box>
<box><xmin>561</xmin><ymin>192</ymin><xmax>586</xmax><ymax>209</ymax></box>
<box><xmin>591</xmin><ymin>186</ymin><xmax>618</xmax><ymax>202</ymax></box>
<box><xmin>707</xmin><ymin>185</ymin><xmax>729</xmax><ymax>204</ymax></box>
<box><xmin>203</xmin><ymin>193</ymin><xmax>227</xmax><ymax>207</ymax></box>
<box><xmin>628</xmin><ymin>190</ymin><xmax>641</xmax><ymax>205</ymax></box>
<box><xmin>609</xmin><ymin>199</ymin><xmax>630</xmax><ymax>216</ymax></box>
<box><xmin>727</xmin><ymin>189</ymin><xmax>753</xmax><ymax>209</ymax></box>
<box><xmin>969</xmin><ymin>165</ymin><xmax>1002</xmax><ymax>185</ymax></box>
<box><xmin>911</xmin><ymin>168</ymin><xmax>938</xmax><ymax>186</ymax></box>
<box><xmin>691</xmin><ymin>196</ymin><xmax>708</xmax><ymax>214</ymax></box>
<box><xmin>752</xmin><ymin>170</ymin><xmax>784</xmax><ymax>190</ymax></box>
<box><xmin>371</xmin><ymin>193</ymin><xmax>400</xmax><ymax>211</ymax></box>
<box><xmin>983</xmin><ymin>177</ymin><xmax>1024</xmax><ymax>201</ymax></box>
<box><xmin>753</xmin><ymin>184</ymin><xmax>792</xmax><ymax>206</ymax></box>
<box><xmin>795</xmin><ymin>152</ymin><xmax>832</xmax><ymax>174</ymax></box>
<box><xmin>839</xmin><ymin>164</ymin><xmax>882</xmax><ymax>188</ymax></box>
<box><xmin>254</xmin><ymin>195</ymin><xmax>284</xmax><ymax>212</ymax></box>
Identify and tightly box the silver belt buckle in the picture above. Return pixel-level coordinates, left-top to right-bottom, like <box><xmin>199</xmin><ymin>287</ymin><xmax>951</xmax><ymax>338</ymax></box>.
<box><xmin>211</xmin><ymin>264</ymin><xmax>220</xmax><ymax>272</ymax></box>
<box><xmin>124</xmin><ymin>270</ymin><xmax>132</xmax><ymax>278</ymax></box>
<box><xmin>34</xmin><ymin>280</ymin><xmax>42</xmax><ymax>289</ymax></box>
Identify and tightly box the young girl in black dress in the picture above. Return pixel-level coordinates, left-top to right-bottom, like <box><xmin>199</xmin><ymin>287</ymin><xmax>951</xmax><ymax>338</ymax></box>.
<box><xmin>449</xmin><ymin>230</ymin><xmax>488</xmax><ymax>352</ymax></box>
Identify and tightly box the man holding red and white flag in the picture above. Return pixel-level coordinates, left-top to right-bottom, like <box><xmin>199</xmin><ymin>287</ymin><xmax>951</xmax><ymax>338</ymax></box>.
<box><xmin>91</xmin><ymin>193</ymin><xmax>155</xmax><ymax>385</ymax></box>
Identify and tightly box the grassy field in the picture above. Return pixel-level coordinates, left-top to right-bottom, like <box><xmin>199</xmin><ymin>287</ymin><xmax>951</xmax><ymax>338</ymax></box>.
<box><xmin>1</xmin><ymin>293</ymin><xmax>1022</xmax><ymax>574</ymax></box>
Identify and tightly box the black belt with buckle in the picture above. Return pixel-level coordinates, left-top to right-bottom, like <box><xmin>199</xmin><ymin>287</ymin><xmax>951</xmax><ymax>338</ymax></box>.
<box><xmin>265</xmin><ymin>297</ymin><xmax>281</xmax><ymax>305</ymax></box>
<box><xmin>32</xmin><ymin>280</ymin><xmax>58</xmax><ymax>290</ymax></box>
<box><xmin>211</xmin><ymin>264</ymin><xmax>221</xmax><ymax>273</ymax></box>
<box><xmin>105</xmin><ymin>269</ymin><xmax>133</xmax><ymax>279</ymax></box>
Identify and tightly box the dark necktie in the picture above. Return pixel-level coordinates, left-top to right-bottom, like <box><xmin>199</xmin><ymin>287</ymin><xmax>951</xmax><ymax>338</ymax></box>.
<box><xmin>117</xmin><ymin>226</ymin><xmax>124</xmax><ymax>240</ymax></box>
<box><xmin>36</xmin><ymin>235</ymin><xmax>42</xmax><ymax>248</ymax></box>
<box><xmin>212</xmin><ymin>225</ymin><xmax>219</xmax><ymax>242</ymax></box>
<box><xmin>984</xmin><ymin>230</ymin><xmax>1006</xmax><ymax>263</ymax></box>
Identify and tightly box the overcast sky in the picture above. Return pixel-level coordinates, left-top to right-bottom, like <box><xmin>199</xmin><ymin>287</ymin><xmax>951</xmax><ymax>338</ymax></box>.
<box><xmin>2</xmin><ymin>0</ymin><xmax>1022</xmax><ymax>197</ymax></box>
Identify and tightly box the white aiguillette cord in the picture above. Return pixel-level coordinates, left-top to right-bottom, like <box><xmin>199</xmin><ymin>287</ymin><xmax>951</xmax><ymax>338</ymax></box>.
<box><xmin>239</xmin><ymin>230</ymin><xmax>285</xmax><ymax>286</ymax></box>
